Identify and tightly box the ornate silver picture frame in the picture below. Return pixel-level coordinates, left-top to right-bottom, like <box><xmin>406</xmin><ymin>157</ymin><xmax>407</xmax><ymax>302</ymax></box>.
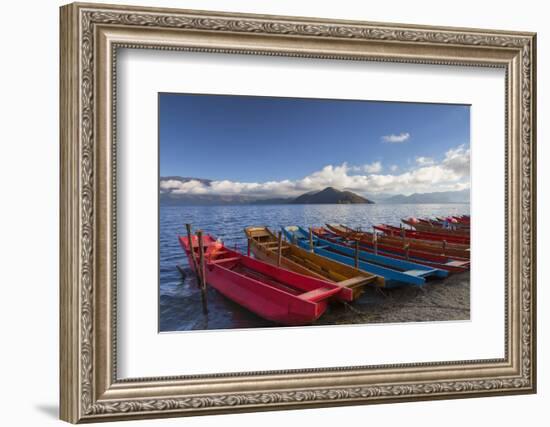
<box><xmin>60</xmin><ymin>2</ymin><xmax>536</xmax><ymax>423</ymax></box>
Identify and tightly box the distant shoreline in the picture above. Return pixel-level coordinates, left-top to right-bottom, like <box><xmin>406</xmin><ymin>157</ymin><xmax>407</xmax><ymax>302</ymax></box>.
<box><xmin>160</xmin><ymin>201</ymin><xmax>471</xmax><ymax>207</ymax></box>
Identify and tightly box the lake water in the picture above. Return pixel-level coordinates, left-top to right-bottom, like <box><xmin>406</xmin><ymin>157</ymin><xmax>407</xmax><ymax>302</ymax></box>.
<box><xmin>159</xmin><ymin>203</ymin><xmax>470</xmax><ymax>331</ymax></box>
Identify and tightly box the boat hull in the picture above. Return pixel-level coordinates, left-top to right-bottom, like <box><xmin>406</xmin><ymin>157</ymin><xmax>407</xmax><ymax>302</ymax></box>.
<box><xmin>245</xmin><ymin>226</ymin><xmax>383</xmax><ymax>300</ymax></box>
<box><xmin>320</xmin><ymin>226</ymin><xmax>469</xmax><ymax>272</ymax></box>
<box><xmin>402</xmin><ymin>218</ymin><xmax>470</xmax><ymax>237</ymax></box>
<box><xmin>334</xmin><ymin>224</ymin><xmax>470</xmax><ymax>259</ymax></box>
<box><xmin>375</xmin><ymin>224</ymin><xmax>470</xmax><ymax>245</ymax></box>
<box><xmin>283</xmin><ymin>226</ymin><xmax>448</xmax><ymax>287</ymax></box>
<box><xmin>179</xmin><ymin>234</ymin><xmax>346</xmax><ymax>325</ymax></box>
<box><xmin>206</xmin><ymin>259</ymin><xmax>327</xmax><ymax>325</ymax></box>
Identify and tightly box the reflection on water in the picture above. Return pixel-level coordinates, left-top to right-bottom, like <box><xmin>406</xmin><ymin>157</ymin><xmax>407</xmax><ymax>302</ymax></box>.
<box><xmin>159</xmin><ymin>203</ymin><xmax>470</xmax><ymax>331</ymax></box>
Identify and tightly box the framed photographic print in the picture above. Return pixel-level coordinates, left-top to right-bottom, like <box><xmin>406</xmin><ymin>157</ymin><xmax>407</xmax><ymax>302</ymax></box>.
<box><xmin>60</xmin><ymin>2</ymin><xmax>537</xmax><ymax>423</ymax></box>
<box><xmin>159</xmin><ymin>94</ymin><xmax>471</xmax><ymax>331</ymax></box>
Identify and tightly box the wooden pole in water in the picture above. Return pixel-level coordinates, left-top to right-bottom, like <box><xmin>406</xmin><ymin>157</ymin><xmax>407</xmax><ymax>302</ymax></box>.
<box><xmin>309</xmin><ymin>228</ymin><xmax>314</xmax><ymax>252</ymax></box>
<box><xmin>354</xmin><ymin>240</ymin><xmax>359</xmax><ymax>269</ymax></box>
<box><xmin>185</xmin><ymin>224</ymin><xmax>199</xmax><ymax>273</ymax></box>
<box><xmin>176</xmin><ymin>264</ymin><xmax>186</xmax><ymax>279</ymax></box>
<box><xmin>277</xmin><ymin>231</ymin><xmax>283</xmax><ymax>266</ymax></box>
<box><xmin>404</xmin><ymin>242</ymin><xmax>410</xmax><ymax>260</ymax></box>
<box><xmin>197</xmin><ymin>230</ymin><xmax>208</xmax><ymax>315</ymax></box>
<box><xmin>442</xmin><ymin>240</ymin><xmax>447</xmax><ymax>256</ymax></box>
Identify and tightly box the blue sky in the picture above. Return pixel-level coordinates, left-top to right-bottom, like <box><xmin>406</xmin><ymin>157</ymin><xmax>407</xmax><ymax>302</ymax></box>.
<box><xmin>159</xmin><ymin>93</ymin><xmax>470</xmax><ymax>196</ymax></box>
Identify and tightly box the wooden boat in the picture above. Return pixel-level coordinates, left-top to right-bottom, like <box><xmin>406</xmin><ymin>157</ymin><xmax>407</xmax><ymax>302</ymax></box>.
<box><xmin>439</xmin><ymin>215</ymin><xmax>470</xmax><ymax>225</ymax></box>
<box><xmin>399</xmin><ymin>222</ymin><xmax>470</xmax><ymax>243</ymax></box>
<box><xmin>433</xmin><ymin>216</ymin><xmax>470</xmax><ymax>227</ymax></box>
<box><xmin>403</xmin><ymin>217</ymin><xmax>470</xmax><ymax>232</ymax></box>
<box><xmin>314</xmin><ymin>227</ymin><xmax>470</xmax><ymax>273</ymax></box>
<box><xmin>282</xmin><ymin>226</ymin><xmax>448</xmax><ymax>287</ymax></box>
<box><xmin>179</xmin><ymin>233</ymin><xmax>352</xmax><ymax>326</ymax></box>
<box><xmin>325</xmin><ymin>225</ymin><xmax>470</xmax><ymax>264</ymax></box>
<box><xmin>457</xmin><ymin>215</ymin><xmax>470</xmax><ymax>223</ymax></box>
<box><xmin>340</xmin><ymin>223</ymin><xmax>471</xmax><ymax>251</ymax></box>
<box><xmin>454</xmin><ymin>216</ymin><xmax>469</xmax><ymax>224</ymax></box>
<box><xmin>330</xmin><ymin>224</ymin><xmax>470</xmax><ymax>259</ymax></box>
<box><xmin>402</xmin><ymin>218</ymin><xmax>470</xmax><ymax>237</ymax></box>
<box><xmin>244</xmin><ymin>226</ymin><xmax>384</xmax><ymax>299</ymax></box>
<box><xmin>414</xmin><ymin>218</ymin><xmax>470</xmax><ymax>233</ymax></box>
<box><xmin>376</xmin><ymin>224</ymin><xmax>470</xmax><ymax>245</ymax></box>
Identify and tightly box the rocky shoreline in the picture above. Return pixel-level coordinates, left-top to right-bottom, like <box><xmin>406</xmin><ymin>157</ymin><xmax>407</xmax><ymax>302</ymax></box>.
<box><xmin>316</xmin><ymin>272</ymin><xmax>470</xmax><ymax>326</ymax></box>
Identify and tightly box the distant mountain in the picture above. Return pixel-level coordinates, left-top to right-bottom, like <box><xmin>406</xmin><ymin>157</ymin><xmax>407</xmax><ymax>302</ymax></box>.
<box><xmin>379</xmin><ymin>189</ymin><xmax>470</xmax><ymax>204</ymax></box>
<box><xmin>160</xmin><ymin>192</ymin><xmax>264</xmax><ymax>206</ymax></box>
<box><xmin>160</xmin><ymin>176</ymin><xmax>468</xmax><ymax>205</ymax></box>
<box><xmin>160</xmin><ymin>177</ymin><xmax>374</xmax><ymax>205</ymax></box>
<box><xmin>160</xmin><ymin>176</ymin><xmax>294</xmax><ymax>205</ymax></box>
<box><xmin>292</xmin><ymin>187</ymin><xmax>374</xmax><ymax>204</ymax></box>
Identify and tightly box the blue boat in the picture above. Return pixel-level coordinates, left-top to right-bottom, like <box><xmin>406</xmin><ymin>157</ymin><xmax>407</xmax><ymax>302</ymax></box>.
<box><xmin>282</xmin><ymin>226</ymin><xmax>448</xmax><ymax>287</ymax></box>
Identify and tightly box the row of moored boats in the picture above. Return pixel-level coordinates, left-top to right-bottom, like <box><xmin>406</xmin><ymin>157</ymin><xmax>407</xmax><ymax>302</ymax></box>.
<box><xmin>179</xmin><ymin>215</ymin><xmax>470</xmax><ymax>326</ymax></box>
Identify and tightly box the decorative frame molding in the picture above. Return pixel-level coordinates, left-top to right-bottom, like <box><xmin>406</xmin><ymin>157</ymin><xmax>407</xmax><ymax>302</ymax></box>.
<box><xmin>60</xmin><ymin>2</ymin><xmax>536</xmax><ymax>423</ymax></box>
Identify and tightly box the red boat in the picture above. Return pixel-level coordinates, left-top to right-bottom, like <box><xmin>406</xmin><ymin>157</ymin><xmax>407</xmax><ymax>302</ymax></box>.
<box><xmin>375</xmin><ymin>224</ymin><xmax>470</xmax><ymax>245</ymax></box>
<box><xmin>435</xmin><ymin>216</ymin><xmax>471</xmax><ymax>226</ymax></box>
<box><xmin>450</xmin><ymin>215</ymin><xmax>470</xmax><ymax>225</ymax></box>
<box><xmin>179</xmin><ymin>234</ymin><xmax>353</xmax><ymax>326</ymax></box>
<box><xmin>402</xmin><ymin>217</ymin><xmax>470</xmax><ymax>236</ymax></box>
<box><xmin>317</xmin><ymin>226</ymin><xmax>470</xmax><ymax>273</ymax></box>
<box><xmin>419</xmin><ymin>217</ymin><xmax>467</xmax><ymax>230</ymax></box>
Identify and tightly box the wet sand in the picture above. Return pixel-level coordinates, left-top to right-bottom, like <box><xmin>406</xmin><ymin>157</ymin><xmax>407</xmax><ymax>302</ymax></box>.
<box><xmin>317</xmin><ymin>271</ymin><xmax>470</xmax><ymax>325</ymax></box>
<box><xmin>159</xmin><ymin>268</ymin><xmax>470</xmax><ymax>332</ymax></box>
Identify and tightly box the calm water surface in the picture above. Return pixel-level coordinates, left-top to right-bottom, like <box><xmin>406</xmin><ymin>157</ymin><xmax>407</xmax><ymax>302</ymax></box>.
<box><xmin>159</xmin><ymin>203</ymin><xmax>470</xmax><ymax>332</ymax></box>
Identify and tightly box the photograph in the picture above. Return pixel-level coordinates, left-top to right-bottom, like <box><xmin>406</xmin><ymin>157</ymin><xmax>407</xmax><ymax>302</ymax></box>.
<box><xmin>159</xmin><ymin>93</ymin><xmax>471</xmax><ymax>332</ymax></box>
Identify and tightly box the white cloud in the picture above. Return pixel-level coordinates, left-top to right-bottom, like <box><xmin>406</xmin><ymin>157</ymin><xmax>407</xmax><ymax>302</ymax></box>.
<box><xmin>161</xmin><ymin>144</ymin><xmax>470</xmax><ymax>197</ymax></box>
<box><xmin>390</xmin><ymin>165</ymin><xmax>399</xmax><ymax>172</ymax></box>
<box><xmin>160</xmin><ymin>179</ymin><xmax>209</xmax><ymax>194</ymax></box>
<box><xmin>363</xmin><ymin>161</ymin><xmax>382</xmax><ymax>173</ymax></box>
<box><xmin>415</xmin><ymin>156</ymin><xmax>435</xmax><ymax>166</ymax></box>
<box><xmin>442</xmin><ymin>144</ymin><xmax>470</xmax><ymax>176</ymax></box>
<box><xmin>382</xmin><ymin>132</ymin><xmax>410</xmax><ymax>143</ymax></box>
